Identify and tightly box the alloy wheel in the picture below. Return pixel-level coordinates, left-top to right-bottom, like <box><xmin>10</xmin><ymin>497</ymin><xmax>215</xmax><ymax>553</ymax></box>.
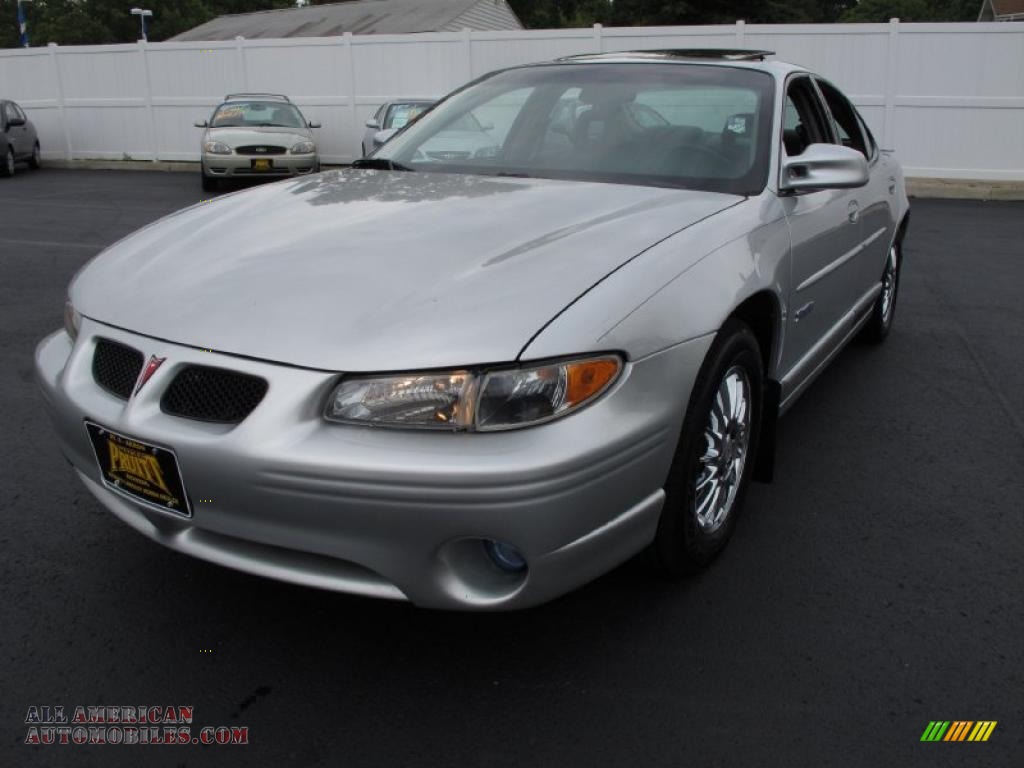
<box><xmin>880</xmin><ymin>244</ymin><xmax>898</xmax><ymax>323</ymax></box>
<box><xmin>694</xmin><ymin>365</ymin><xmax>752</xmax><ymax>533</ymax></box>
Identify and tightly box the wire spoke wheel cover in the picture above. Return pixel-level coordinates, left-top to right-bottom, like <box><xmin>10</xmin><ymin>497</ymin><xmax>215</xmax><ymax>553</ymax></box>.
<box><xmin>694</xmin><ymin>365</ymin><xmax>752</xmax><ymax>533</ymax></box>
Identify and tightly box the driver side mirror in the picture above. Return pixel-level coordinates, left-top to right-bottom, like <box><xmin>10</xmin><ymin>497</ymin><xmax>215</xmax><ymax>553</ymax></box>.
<box><xmin>7</xmin><ymin>116</ymin><xmax>25</xmax><ymax>127</ymax></box>
<box><xmin>308</xmin><ymin>121</ymin><xmax>321</xmax><ymax>129</ymax></box>
<box><xmin>194</xmin><ymin>119</ymin><xmax>208</xmax><ymax>128</ymax></box>
<box><xmin>780</xmin><ymin>143</ymin><xmax>868</xmax><ymax>192</ymax></box>
<box><xmin>365</xmin><ymin>118</ymin><xmax>380</xmax><ymax>129</ymax></box>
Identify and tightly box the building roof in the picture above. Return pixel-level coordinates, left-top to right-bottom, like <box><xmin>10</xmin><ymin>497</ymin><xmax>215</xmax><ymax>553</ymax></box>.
<box><xmin>170</xmin><ymin>0</ymin><xmax>522</xmax><ymax>42</ymax></box>
<box><xmin>979</xmin><ymin>0</ymin><xmax>1024</xmax><ymax>18</ymax></box>
<box><xmin>991</xmin><ymin>0</ymin><xmax>1024</xmax><ymax>14</ymax></box>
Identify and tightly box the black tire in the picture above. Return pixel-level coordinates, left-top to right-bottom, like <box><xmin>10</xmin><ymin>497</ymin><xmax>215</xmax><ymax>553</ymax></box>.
<box><xmin>1</xmin><ymin>146</ymin><xmax>14</xmax><ymax>178</ymax></box>
<box><xmin>201</xmin><ymin>172</ymin><xmax>218</xmax><ymax>192</ymax></box>
<box><xmin>860</xmin><ymin>236</ymin><xmax>902</xmax><ymax>343</ymax></box>
<box><xmin>651</xmin><ymin>318</ymin><xmax>764</xmax><ymax>575</ymax></box>
<box><xmin>28</xmin><ymin>142</ymin><xmax>41</xmax><ymax>170</ymax></box>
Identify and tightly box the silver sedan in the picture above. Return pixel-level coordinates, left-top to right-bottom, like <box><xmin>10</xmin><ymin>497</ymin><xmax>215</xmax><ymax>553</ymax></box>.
<box><xmin>1</xmin><ymin>99</ymin><xmax>41</xmax><ymax>176</ymax></box>
<box><xmin>195</xmin><ymin>93</ymin><xmax>321</xmax><ymax>191</ymax></box>
<box><xmin>37</xmin><ymin>51</ymin><xmax>908</xmax><ymax>610</ymax></box>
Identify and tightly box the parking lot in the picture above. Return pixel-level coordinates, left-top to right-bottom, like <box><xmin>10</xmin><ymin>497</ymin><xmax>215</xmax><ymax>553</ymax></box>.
<box><xmin>2</xmin><ymin>168</ymin><xmax>1022</xmax><ymax>767</ymax></box>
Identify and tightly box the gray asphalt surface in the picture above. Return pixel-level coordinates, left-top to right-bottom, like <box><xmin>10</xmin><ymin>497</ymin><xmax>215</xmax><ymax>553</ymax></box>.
<box><xmin>2</xmin><ymin>169</ymin><xmax>1022</xmax><ymax>768</ymax></box>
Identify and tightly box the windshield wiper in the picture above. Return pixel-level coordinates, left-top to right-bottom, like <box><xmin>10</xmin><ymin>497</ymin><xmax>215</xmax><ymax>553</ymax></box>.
<box><xmin>350</xmin><ymin>158</ymin><xmax>416</xmax><ymax>172</ymax></box>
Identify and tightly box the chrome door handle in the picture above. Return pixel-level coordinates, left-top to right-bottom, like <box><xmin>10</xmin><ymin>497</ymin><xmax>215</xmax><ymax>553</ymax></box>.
<box><xmin>848</xmin><ymin>200</ymin><xmax>860</xmax><ymax>223</ymax></box>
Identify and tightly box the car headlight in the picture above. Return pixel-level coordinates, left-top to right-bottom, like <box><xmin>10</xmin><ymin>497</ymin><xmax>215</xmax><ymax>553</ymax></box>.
<box><xmin>202</xmin><ymin>140</ymin><xmax>232</xmax><ymax>155</ymax></box>
<box><xmin>63</xmin><ymin>299</ymin><xmax>80</xmax><ymax>341</ymax></box>
<box><xmin>324</xmin><ymin>355</ymin><xmax>622</xmax><ymax>431</ymax></box>
<box><xmin>290</xmin><ymin>141</ymin><xmax>316</xmax><ymax>155</ymax></box>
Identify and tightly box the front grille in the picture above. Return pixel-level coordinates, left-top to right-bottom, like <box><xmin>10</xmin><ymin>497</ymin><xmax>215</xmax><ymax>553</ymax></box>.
<box><xmin>235</xmin><ymin>145</ymin><xmax>287</xmax><ymax>156</ymax></box>
<box><xmin>92</xmin><ymin>338</ymin><xmax>144</xmax><ymax>399</ymax></box>
<box><xmin>161</xmin><ymin>366</ymin><xmax>268</xmax><ymax>424</ymax></box>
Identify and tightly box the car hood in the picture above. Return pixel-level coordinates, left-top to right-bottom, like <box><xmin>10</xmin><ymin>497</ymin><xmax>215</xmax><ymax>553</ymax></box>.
<box><xmin>206</xmin><ymin>126</ymin><xmax>311</xmax><ymax>147</ymax></box>
<box><xmin>71</xmin><ymin>170</ymin><xmax>737</xmax><ymax>371</ymax></box>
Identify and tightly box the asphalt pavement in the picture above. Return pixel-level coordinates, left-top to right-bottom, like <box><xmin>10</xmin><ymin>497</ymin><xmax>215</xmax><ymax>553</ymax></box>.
<box><xmin>1</xmin><ymin>169</ymin><xmax>1021</xmax><ymax>767</ymax></box>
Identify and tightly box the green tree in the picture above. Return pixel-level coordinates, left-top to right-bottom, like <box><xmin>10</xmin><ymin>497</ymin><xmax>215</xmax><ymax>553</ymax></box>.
<box><xmin>3</xmin><ymin>0</ymin><xmax>296</xmax><ymax>49</ymax></box>
<box><xmin>840</xmin><ymin>0</ymin><xmax>978</xmax><ymax>20</ymax></box>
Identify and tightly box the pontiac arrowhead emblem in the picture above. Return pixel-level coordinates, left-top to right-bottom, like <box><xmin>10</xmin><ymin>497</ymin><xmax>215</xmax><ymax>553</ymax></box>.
<box><xmin>134</xmin><ymin>355</ymin><xmax>166</xmax><ymax>396</ymax></box>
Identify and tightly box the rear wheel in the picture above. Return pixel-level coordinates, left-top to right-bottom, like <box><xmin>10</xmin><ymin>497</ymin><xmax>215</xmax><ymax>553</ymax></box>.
<box><xmin>861</xmin><ymin>239</ymin><xmax>902</xmax><ymax>343</ymax></box>
<box><xmin>652</xmin><ymin>319</ymin><xmax>764</xmax><ymax>574</ymax></box>
<box><xmin>28</xmin><ymin>142</ymin><xmax>41</xmax><ymax>170</ymax></box>
<box><xmin>1</xmin><ymin>146</ymin><xmax>14</xmax><ymax>177</ymax></box>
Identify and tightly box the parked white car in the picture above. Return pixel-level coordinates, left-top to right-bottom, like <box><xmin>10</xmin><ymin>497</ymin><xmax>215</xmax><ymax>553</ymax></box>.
<box><xmin>362</xmin><ymin>100</ymin><xmax>433</xmax><ymax>156</ymax></box>
<box><xmin>195</xmin><ymin>93</ymin><xmax>321</xmax><ymax>191</ymax></box>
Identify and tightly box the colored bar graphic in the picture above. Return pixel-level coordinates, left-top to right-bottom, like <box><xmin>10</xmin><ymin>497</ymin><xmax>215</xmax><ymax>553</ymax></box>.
<box><xmin>944</xmin><ymin>721</ymin><xmax>972</xmax><ymax>741</ymax></box>
<box><xmin>921</xmin><ymin>721</ymin><xmax>950</xmax><ymax>741</ymax></box>
<box><xmin>921</xmin><ymin>721</ymin><xmax>996</xmax><ymax>742</ymax></box>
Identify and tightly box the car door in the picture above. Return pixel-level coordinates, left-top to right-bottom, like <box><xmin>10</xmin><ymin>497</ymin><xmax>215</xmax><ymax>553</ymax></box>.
<box><xmin>778</xmin><ymin>75</ymin><xmax>865</xmax><ymax>386</ymax></box>
<box><xmin>815</xmin><ymin>79</ymin><xmax>895</xmax><ymax>295</ymax></box>
<box><xmin>17</xmin><ymin>103</ymin><xmax>37</xmax><ymax>154</ymax></box>
<box><xmin>1</xmin><ymin>102</ymin><xmax>15</xmax><ymax>155</ymax></box>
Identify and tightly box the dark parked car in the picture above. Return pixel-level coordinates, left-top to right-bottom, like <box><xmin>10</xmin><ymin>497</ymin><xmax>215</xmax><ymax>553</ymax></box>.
<box><xmin>1</xmin><ymin>99</ymin><xmax>41</xmax><ymax>177</ymax></box>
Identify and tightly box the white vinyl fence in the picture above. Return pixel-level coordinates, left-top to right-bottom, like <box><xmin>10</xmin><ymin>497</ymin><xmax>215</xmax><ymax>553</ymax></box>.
<box><xmin>1</xmin><ymin>20</ymin><xmax>1022</xmax><ymax>179</ymax></box>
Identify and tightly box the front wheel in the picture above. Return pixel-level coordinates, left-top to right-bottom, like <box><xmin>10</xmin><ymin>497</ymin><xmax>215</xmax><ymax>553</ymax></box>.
<box><xmin>28</xmin><ymin>142</ymin><xmax>41</xmax><ymax>170</ymax></box>
<box><xmin>651</xmin><ymin>318</ymin><xmax>764</xmax><ymax>575</ymax></box>
<box><xmin>201</xmin><ymin>172</ymin><xmax>218</xmax><ymax>192</ymax></box>
<box><xmin>1</xmin><ymin>146</ymin><xmax>14</xmax><ymax>177</ymax></box>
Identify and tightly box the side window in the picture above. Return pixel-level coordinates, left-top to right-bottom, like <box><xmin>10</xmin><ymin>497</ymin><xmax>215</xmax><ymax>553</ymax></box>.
<box><xmin>14</xmin><ymin>103</ymin><xmax>27</xmax><ymax>121</ymax></box>
<box><xmin>782</xmin><ymin>78</ymin><xmax>830</xmax><ymax>157</ymax></box>
<box><xmin>854</xmin><ymin>110</ymin><xmax>878</xmax><ymax>158</ymax></box>
<box><xmin>2</xmin><ymin>103</ymin><xmax>15</xmax><ymax>123</ymax></box>
<box><xmin>816</xmin><ymin>80</ymin><xmax>869</xmax><ymax>159</ymax></box>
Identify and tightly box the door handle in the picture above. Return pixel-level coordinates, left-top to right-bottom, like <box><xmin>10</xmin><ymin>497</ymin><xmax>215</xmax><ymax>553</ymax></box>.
<box><xmin>847</xmin><ymin>200</ymin><xmax>860</xmax><ymax>223</ymax></box>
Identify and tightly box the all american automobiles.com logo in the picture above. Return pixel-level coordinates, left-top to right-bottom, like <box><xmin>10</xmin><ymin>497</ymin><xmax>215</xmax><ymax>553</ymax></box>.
<box><xmin>23</xmin><ymin>705</ymin><xmax>249</xmax><ymax>746</ymax></box>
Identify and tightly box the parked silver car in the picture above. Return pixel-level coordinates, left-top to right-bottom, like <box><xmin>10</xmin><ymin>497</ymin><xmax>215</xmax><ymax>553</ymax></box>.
<box><xmin>38</xmin><ymin>51</ymin><xmax>908</xmax><ymax>610</ymax></box>
<box><xmin>372</xmin><ymin>111</ymin><xmax>501</xmax><ymax>159</ymax></box>
<box><xmin>362</xmin><ymin>100</ymin><xmax>433</xmax><ymax>156</ymax></box>
<box><xmin>195</xmin><ymin>93</ymin><xmax>321</xmax><ymax>191</ymax></box>
<box><xmin>1</xmin><ymin>99</ymin><xmax>41</xmax><ymax>177</ymax></box>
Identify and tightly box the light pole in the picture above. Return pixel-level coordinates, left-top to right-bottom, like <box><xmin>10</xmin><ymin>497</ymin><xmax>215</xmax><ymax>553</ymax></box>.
<box><xmin>130</xmin><ymin>8</ymin><xmax>153</xmax><ymax>42</ymax></box>
<box><xmin>17</xmin><ymin>0</ymin><xmax>33</xmax><ymax>48</ymax></box>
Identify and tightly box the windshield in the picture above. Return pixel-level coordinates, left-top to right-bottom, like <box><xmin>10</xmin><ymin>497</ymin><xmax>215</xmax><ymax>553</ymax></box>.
<box><xmin>211</xmin><ymin>101</ymin><xmax>306</xmax><ymax>129</ymax></box>
<box><xmin>374</xmin><ymin>63</ymin><xmax>775</xmax><ymax>195</ymax></box>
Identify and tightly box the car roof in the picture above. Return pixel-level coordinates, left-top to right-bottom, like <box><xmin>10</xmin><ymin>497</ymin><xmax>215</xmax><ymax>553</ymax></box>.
<box><xmin>221</xmin><ymin>93</ymin><xmax>292</xmax><ymax>104</ymax></box>
<box><xmin>549</xmin><ymin>50</ymin><xmax>808</xmax><ymax>78</ymax></box>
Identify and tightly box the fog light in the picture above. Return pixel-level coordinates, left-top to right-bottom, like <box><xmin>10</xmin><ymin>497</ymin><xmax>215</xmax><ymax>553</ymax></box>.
<box><xmin>483</xmin><ymin>540</ymin><xmax>527</xmax><ymax>573</ymax></box>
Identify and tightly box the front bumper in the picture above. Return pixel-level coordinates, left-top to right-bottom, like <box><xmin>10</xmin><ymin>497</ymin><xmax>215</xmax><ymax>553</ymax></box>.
<box><xmin>202</xmin><ymin>152</ymin><xmax>317</xmax><ymax>178</ymax></box>
<box><xmin>35</xmin><ymin>320</ymin><xmax>712</xmax><ymax>609</ymax></box>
